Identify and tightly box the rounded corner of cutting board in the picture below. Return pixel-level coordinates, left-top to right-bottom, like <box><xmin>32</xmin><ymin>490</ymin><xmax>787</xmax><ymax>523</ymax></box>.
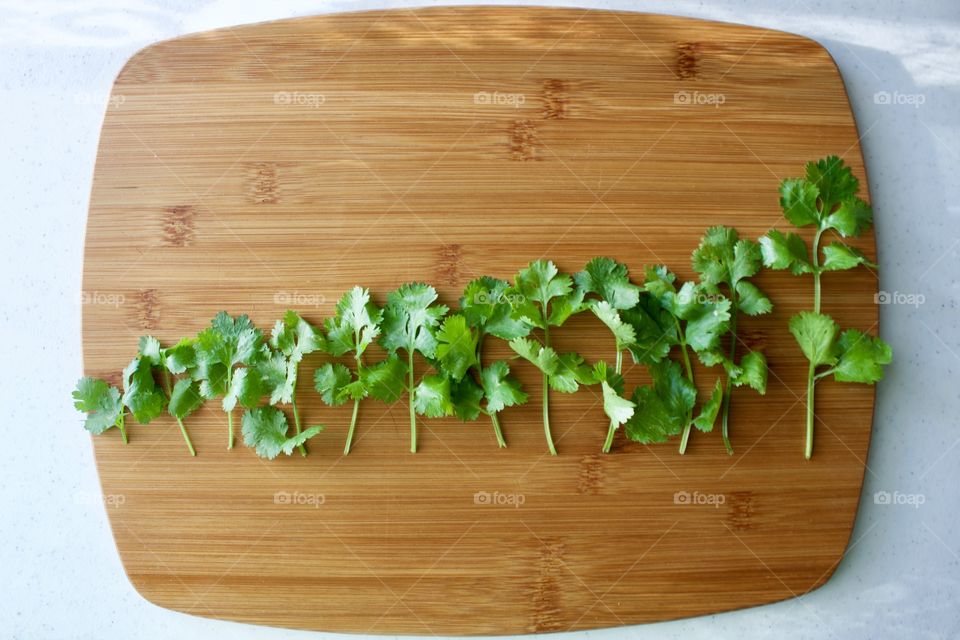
<box><xmin>86</xmin><ymin>6</ymin><xmax>877</xmax><ymax>635</ymax></box>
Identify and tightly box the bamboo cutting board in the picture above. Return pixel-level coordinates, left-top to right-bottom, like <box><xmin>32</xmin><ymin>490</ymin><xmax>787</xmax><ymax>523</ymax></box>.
<box><xmin>83</xmin><ymin>6</ymin><xmax>878</xmax><ymax>635</ymax></box>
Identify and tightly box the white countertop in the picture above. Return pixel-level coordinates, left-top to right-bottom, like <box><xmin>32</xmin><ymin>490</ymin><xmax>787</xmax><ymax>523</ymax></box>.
<box><xmin>1</xmin><ymin>1</ymin><xmax>957</xmax><ymax>638</ymax></box>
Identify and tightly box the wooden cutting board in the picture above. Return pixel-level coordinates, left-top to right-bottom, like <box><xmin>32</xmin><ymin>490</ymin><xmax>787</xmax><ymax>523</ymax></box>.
<box><xmin>83</xmin><ymin>6</ymin><xmax>878</xmax><ymax>635</ymax></box>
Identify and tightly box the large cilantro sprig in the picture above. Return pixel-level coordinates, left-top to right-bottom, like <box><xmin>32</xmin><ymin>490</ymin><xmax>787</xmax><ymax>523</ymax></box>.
<box><xmin>445</xmin><ymin>277</ymin><xmax>533</xmax><ymax>447</ymax></box>
<box><xmin>193</xmin><ymin>311</ymin><xmax>265</xmax><ymax>449</ymax></box>
<box><xmin>575</xmin><ymin>257</ymin><xmax>642</xmax><ymax>452</ymax></box>
<box><xmin>630</xmin><ymin>265</ymin><xmax>731</xmax><ymax>453</ymax></box>
<box><xmin>691</xmin><ymin>226</ymin><xmax>772</xmax><ymax>454</ymax></box>
<box><xmin>378</xmin><ymin>283</ymin><xmax>449</xmax><ymax>453</ymax></box>
<box><xmin>314</xmin><ymin>286</ymin><xmax>402</xmax><ymax>454</ymax></box>
<box><xmin>259</xmin><ymin>310</ymin><xmax>325</xmax><ymax>456</ymax></box>
<box><xmin>506</xmin><ymin>260</ymin><xmax>587</xmax><ymax>455</ymax></box>
<box><xmin>760</xmin><ymin>156</ymin><xmax>891</xmax><ymax>458</ymax></box>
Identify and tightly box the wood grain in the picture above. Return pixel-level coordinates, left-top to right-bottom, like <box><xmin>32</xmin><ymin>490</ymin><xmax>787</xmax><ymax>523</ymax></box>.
<box><xmin>83</xmin><ymin>6</ymin><xmax>878</xmax><ymax>635</ymax></box>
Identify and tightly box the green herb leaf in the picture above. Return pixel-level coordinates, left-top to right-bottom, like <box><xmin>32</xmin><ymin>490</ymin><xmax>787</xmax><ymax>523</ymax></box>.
<box><xmin>832</xmin><ymin>329</ymin><xmax>893</xmax><ymax>383</ymax></box>
<box><xmin>509</xmin><ymin>259</ymin><xmax>584</xmax><ymax>328</ymax></box>
<box><xmin>574</xmin><ymin>257</ymin><xmax>641</xmax><ymax>310</ymax></box>
<box><xmin>414</xmin><ymin>374</ymin><xmax>454</xmax><ymax>417</ymax></box>
<box><xmin>241</xmin><ymin>406</ymin><xmax>323</xmax><ymax>459</ymax></box>
<box><xmin>271</xmin><ymin>310</ymin><xmax>325</xmax><ymax>363</ymax></box>
<box><xmin>732</xmin><ymin>350</ymin><xmax>767</xmax><ymax>393</ymax></box>
<box><xmin>326</xmin><ymin>286</ymin><xmax>382</xmax><ymax>357</ymax></box>
<box><xmin>360</xmin><ymin>355</ymin><xmax>409</xmax><ymax>403</ymax></box>
<box><xmin>450</xmin><ymin>376</ymin><xmax>485</xmax><ymax>421</ymax></box>
<box><xmin>789</xmin><ymin>311</ymin><xmax>839</xmax><ymax>367</ymax></box>
<box><xmin>624</xmin><ymin>360</ymin><xmax>696</xmax><ymax>444</ymax></box>
<box><xmin>121</xmin><ymin>355</ymin><xmax>165</xmax><ymax>424</ymax></box>
<box><xmin>691</xmin><ymin>378</ymin><xmax>723</xmax><ymax>432</ymax></box>
<box><xmin>760</xmin><ymin>230</ymin><xmax>814</xmax><ymax>275</ymax></box>
<box><xmin>824</xmin><ymin>196</ymin><xmax>873</xmax><ymax>238</ymax></box>
<box><xmin>735</xmin><ymin>281</ymin><xmax>773</xmax><ymax>315</ymax></box>
<box><xmin>73</xmin><ymin>377</ymin><xmax>124</xmax><ymax>435</ymax></box>
<box><xmin>314</xmin><ymin>363</ymin><xmax>353</xmax><ymax>406</ymax></box>
<box><xmin>435</xmin><ymin>314</ymin><xmax>479</xmax><ymax>381</ymax></box>
<box><xmin>168</xmin><ymin>378</ymin><xmax>204</xmax><ymax>420</ymax></box>
<box><xmin>480</xmin><ymin>361</ymin><xmax>527</xmax><ymax>414</ymax></box>
<box><xmin>590</xmin><ymin>300</ymin><xmax>637</xmax><ymax>352</ymax></box>
<box><xmin>460</xmin><ymin>276</ymin><xmax>531</xmax><ymax>340</ymax></box>
<box><xmin>380</xmin><ymin>283</ymin><xmax>448</xmax><ymax>358</ymax></box>
<box><xmin>821</xmin><ymin>242</ymin><xmax>876</xmax><ymax>272</ymax></box>
<box><xmin>805</xmin><ymin>155</ymin><xmax>860</xmax><ymax>211</ymax></box>
<box><xmin>779</xmin><ymin>178</ymin><xmax>821</xmax><ymax>227</ymax></box>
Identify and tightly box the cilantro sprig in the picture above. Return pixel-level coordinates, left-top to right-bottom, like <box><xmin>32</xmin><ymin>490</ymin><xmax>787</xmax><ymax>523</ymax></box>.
<box><xmin>691</xmin><ymin>227</ymin><xmax>772</xmax><ymax>454</ymax></box>
<box><xmin>193</xmin><ymin>312</ymin><xmax>265</xmax><ymax>450</ymax></box>
<box><xmin>379</xmin><ymin>283</ymin><xmax>449</xmax><ymax>453</ymax></box>
<box><xmin>575</xmin><ymin>258</ymin><xmax>641</xmax><ymax>452</ymax></box>
<box><xmin>314</xmin><ymin>286</ymin><xmax>404</xmax><ymax>455</ymax></box>
<box><xmin>626</xmin><ymin>266</ymin><xmax>731</xmax><ymax>453</ymax></box>
<box><xmin>259</xmin><ymin>310</ymin><xmax>325</xmax><ymax>456</ymax></box>
<box><xmin>138</xmin><ymin>335</ymin><xmax>202</xmax><ymax>456</ymax></box>
<box><xmin>761</xmin><ymin>156</ymin><xmax>891</xmax><ymax>458</ymax></box>
<box><xmin>507</xmin><ymin>260</ymin><xmax>588</xmax><ymax>455</ymax></box>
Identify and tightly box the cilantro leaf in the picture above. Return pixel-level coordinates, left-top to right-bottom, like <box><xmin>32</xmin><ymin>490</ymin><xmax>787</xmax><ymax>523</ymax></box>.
<box><xmin>621</xmin><ymin>295</ymin><xmax>677</xmax><ymax>365</ymax></box>
<box><xmin>805</xmin><ymin>155</ymin><xmax>860</xmax><ymax>210</ymax></box>
<box><xmin>821</xmin><ymin>242</ymin><xmax>876</xmax><ymax>272</ymax></box>
<box><xmin>241</xmin><ymin>406</ymin><xmax>323</xmax><ymax>460</ymax></box>
<box><xmin>480</xmin><ymin>361</ymin><xmax>527</xmax><ymax>413</ymax></box>
<box><xmin>460</xmin><ymin>276</ymin><xmax>531</xmax><ymax>340</ymax></box>
<box><xmin>778</xmin><ymin>178</ymin><xmax>821</xmax><ymax>227</ymax></box>
<box><xmin>824</xmin><ymin>196</ymin><xmax>873</xmax><ymax>238</ymax></box>
<box><xmin>508</xmin><ymin>259</ymin><xmax>584</xmax><ymax>328</ymax></box>
<box><xmin>760</xmin><ymin>230</ymin><xmax>813</xmax><ymax>275</ymax></box>
<box><xmin>450</xmin><ymin>376</ymin><xmax>485</xmax><ymax>421</ymax></box>
<box><xmin>168</xmin><ymin>378</ymin><xmax>204</xmax><ymax>420</ymax></box>
<box><xmin>508</xmin><ymin>337</ymin><xmax>593</xmax><ymax>393</ymax></box>
<box><xmin>574</xmin><ymin>257</ymin><xmax>641</xmax><ymax>310</ymax></box>
<box><xmin>691</xmin><ymin>378</ymin><xmax>723</xmax><ymax>432</ymax></box>
<box><xmin>121</xmin><ymin>355</ymin><xmax>165</xmax><ymax>424</ymax></box>
<box><xmin>73</xmin><ymin>377</ymin><xmax>125</xmax><ymax>437</ymax></box>
<box><xmin>271</xmin><ymin>310</ymin><xmax>325</xmax><ymax>363</ymax></box>
<box><xmin>625</xmin><ymin>360</ymin><xmax>696</xmax><ymax>444</ymax></box>
<box><xmin>414</xmin><ymin>374</ymin><xmax>454</xmax><ymax>418</ymax></box>
<box><xmin>314</xmin><ymin>363</ymin><xmax>352</xmax><ymax>406</ymax></box>
<box><xmin>590</xmin><ymin>300</ymin><xmax>637</xmax><ymax>352</ymax></box>
<box><xmin>380</xmin><ymin>283</ymin><xmax>448</xmax><ymax>358</ymax></box>
<box><xmin>360</xmin><ymin>355</ymin><xmax>409</xmax><ymax>403</ymax></box>
<box><xmin>789</xmin><ymin>311</ymin><xmax>839</xmax><ymax>367</ymax></box>
<box><xmin>435</xmin><ymin>314</ymin><xmax>479</xmax><ymax>382</ymax></box>
<box><xmin>831</xmin><ymin>329</ymin><xmax>893</xmax><ymax>383</ymax></box>
<box><xmin>325</xmin><ymin>286</ymin><xmax>382</xmax><ymax>358</ymax></box>
<box><xmin>732</xmin><ymin>350</ymin><xmax>767</xmax><ymax>394</ymax></box>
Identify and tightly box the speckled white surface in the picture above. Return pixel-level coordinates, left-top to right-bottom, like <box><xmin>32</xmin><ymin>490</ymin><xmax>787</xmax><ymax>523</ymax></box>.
<box><xmin>1</xmin><ymin>1</ymin><xmax>957</xmax><ymax>638</ymax></box>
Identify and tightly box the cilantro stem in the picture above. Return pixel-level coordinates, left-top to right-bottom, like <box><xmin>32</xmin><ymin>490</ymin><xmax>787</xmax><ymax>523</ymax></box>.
<box><xmin>345</xmin><ymin>398</ymin><xmax>360</xmax><ymax>454</ymax></box>
<box><xmin>226</xmin><ymin>368</ymin><xmax>234</xmax><ymax>450</ymax></box>
<box><xmin>118</xmin><ymin>414</ymin><xmax>128</xmax><ymax>444</ymax></box>
<box><xmin>543</xmin><ymin>323</ymin><xmax>557</xmax><ymax>456</ymax></box>
<box><xmin>720</xmin><ymin>299</ymin><xmax>739</xmax><ymax>456</ymax></box>
<box><xmin>477</xmin><ymin>340</ymin><xmax>506</xmax><ymax>448</ymax></box>
<box><xmin>676</xmin><ymin>320</ymin><xmax>696</xmax><ymax>455</ymax></box>
<box><xmin>290</xmin><ymin>385</ymin><xmax>307</xmax><ymax>457</ymax></box>
<box><xmin>806</xmin><ymin>227</ymin><xmax>824</xmax><ymax>460</ymax></box>
<box><xmin>601</xmin><ymin>349</ymin><xmax>624</xmax><ymax>454</ymax></box>
<box><xmin>408</xmin><ymin>347</ymin><xmax>416</xmax><ymax>453</ymax></box>
<box><xmin>161</xmin><ymin>368</ymin><xmax>196</xmax><ymax>457</ymax></box>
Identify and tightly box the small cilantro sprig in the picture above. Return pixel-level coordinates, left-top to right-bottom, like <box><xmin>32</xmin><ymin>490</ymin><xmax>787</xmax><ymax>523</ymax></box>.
<box><xmin>241</xmin><ymin>406</ymin><xmax>323</xmax><ymax>460</ymax></box>
<box><xmin>761</xmin><ymin>156</ymin><xmax>891</xmax><ymax>458</ymax></box>
<box><xmin>258</xmin><ymin>310</ymin><xmax>325</xmax><ymax>456</ymax></box>
<box><xmin>379</xmin><ymin>283</ymin><xmax>449</xmax><ymax>453</ymax></box>
<box><xmin>139</xmin><ymin>335</ymin><xmax>202</xmax><ymax>456</ymax></box>
<box><xmin>193</xmin><ymin>312</ymin><xmax>265</xmax><ymax>450</ymax></box>
<box><xmin>506</xmin><ymin>260</ymin><xmax>588</xmax><ymax>455</ymax></box>
<box><xmin>575</xmin><ymin>258</ymin><xmax>641</xmax><ymax>452</ymax></box>
<box><xmin>691</xmin><ymin>227</ymin><xmax>772</xmax><ymax>454</ymax></box>
<box><xmin>446</xmin><ymin>277</ymin><xmax>532</xmax><ymax>447</ymax></box>
<box><xmin>314</xmin><ymin>286</ymin><xmax>404</xmax><ymax>455</ymax></box>
<box><xmin>627</xmin><ymin>266</ymin><xmax>731</xmax><ymax>453</ymax></box>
